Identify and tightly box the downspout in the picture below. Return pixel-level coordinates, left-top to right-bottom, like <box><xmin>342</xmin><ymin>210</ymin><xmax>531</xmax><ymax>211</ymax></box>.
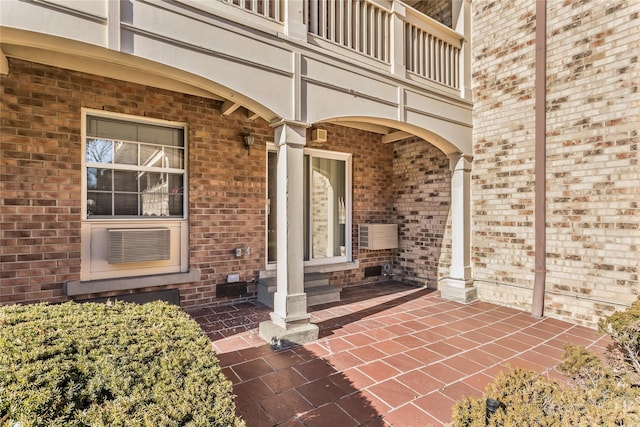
<box><xmin>532</xmin><ymin>0</ymin><xmax>547</xmax><ymax>318</ymax></box>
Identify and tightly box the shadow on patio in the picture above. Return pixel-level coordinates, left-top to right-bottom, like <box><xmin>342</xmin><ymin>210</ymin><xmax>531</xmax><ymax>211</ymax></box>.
<box><xmin>187</xmin><ymin>281</ymin><xmax>611</xmax><ymax>426</ymax></box>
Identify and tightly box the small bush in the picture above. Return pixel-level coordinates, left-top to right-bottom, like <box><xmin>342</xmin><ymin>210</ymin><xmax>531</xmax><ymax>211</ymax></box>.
<box><xmin>452</xmin><ymin>296</ymin><xmax>640</xmax><ymax>426</ymax></box>
<box><xmin>599</xmin><ymin>298</ymin><xmax>640</xmax><ymax>377</ymax></box>
<box><xmin>0</xmin><ymin>301</ymin><xmax>244</xmax><ymax>427</ymax></box>
<box><xmin>451</xmin><ymin>365</ymin><xmax>640</xmax><ymax>426</ymax></box>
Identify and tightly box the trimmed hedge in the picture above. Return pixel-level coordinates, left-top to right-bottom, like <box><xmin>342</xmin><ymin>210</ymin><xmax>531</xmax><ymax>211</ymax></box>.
<box><xmin>0</xmin><ymin>301</ymin><xmax>244</xmax><ymax>427</ymax></box>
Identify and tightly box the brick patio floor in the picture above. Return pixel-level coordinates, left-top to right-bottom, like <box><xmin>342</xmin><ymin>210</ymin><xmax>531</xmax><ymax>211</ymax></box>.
<box><xmin>187</xmin><ymin>281</ymin><xmax>612</xmax><ymax>426</ymax></box>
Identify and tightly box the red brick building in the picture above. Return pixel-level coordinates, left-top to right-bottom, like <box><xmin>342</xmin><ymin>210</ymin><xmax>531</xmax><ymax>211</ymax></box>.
<box><xmin>1</xmin><ymin>0</ymin><xmax>638</xmax><ymax>336</ymax></box>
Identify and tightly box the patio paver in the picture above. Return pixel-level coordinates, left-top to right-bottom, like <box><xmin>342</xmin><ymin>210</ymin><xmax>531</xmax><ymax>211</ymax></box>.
<box><xmin>187</xmin><ymin>281</ymin><xmax>611</xmax><ymax>426</ymax></box>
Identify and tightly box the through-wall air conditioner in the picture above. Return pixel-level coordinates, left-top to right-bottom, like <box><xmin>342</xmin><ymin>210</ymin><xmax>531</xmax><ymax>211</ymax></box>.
<box><xmin>107</xmin><ymin>228</ymin><xmax>170</xmax><ymax>264</ymax></box>
<box><xmin>359</xmin><ymin>224</ymin><xmax>398</xmax><ymax>250</ymax></box>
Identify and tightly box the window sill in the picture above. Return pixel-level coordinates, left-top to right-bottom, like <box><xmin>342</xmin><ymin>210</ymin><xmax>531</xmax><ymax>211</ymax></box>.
<box><xmin>305</xmin><ymin>261</ymin><xmax>360</xmax><ymax>274</ymax></box>
<box><xmin>65</xmin><ymin>269</ymin><xmax>200</xmax><ymax>296</ymax></box>
<box><xmin>260</xmin><ymin>261</ymin><xmax>360</xmax><ymax>278</ymax></box>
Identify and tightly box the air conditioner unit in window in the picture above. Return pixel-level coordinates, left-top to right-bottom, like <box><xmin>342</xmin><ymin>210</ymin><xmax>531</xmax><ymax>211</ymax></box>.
<box><xmin>107</xmin><ymin>228</ymin><xmax>170</xmax><ymax>264</ymax></box>
<box><xmin>359</xmin><ymin>224</ymin><xmax>398</xmax><ymax>250</ymax></box>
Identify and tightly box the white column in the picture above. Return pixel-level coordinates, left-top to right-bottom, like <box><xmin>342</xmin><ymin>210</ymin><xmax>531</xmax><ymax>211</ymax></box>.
<box><xmin>259</xmin><ymin>121</ymin><xmax>319</xmax><ymax>347</ymax></box>
<box><xmin>440</xmin><ymin>154</ymin><xmax>477</xmax><ymax>303</ymax></box>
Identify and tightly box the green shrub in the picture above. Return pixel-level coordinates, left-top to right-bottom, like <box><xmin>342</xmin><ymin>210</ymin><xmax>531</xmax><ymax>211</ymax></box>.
<box><xmin>451</xmin><ymin>365</ymin><xmax>640</xmax><ymax>426</ymax></box>
<box><xmin>599</xmin><ymin>299</ymin><xmax>640</xmax><ymax>377</ymax></box>
<box><xmin>0</xmin><ymin>301</ymin><xmax>244</xmax><ymax>427</ymax></box>
<box><xmin>452</xmin><ymin>296</ymin><xmax>640</xmax><ymax>427</ymax></box>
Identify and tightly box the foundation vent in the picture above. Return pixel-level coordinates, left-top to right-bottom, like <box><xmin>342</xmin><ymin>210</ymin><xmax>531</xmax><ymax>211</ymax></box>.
<box><xmin>359</xmin><ymin>224</ymin><xmax>398</xmax><ymax>250</ymax></box>
<box><xmin>108</xmin><ymin>228</ymin><xmax>170</xmax><ymax>264</ymax></box>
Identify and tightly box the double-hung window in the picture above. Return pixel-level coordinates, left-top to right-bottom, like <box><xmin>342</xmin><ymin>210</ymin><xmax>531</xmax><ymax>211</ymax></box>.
<box><xmin>84</xmin><ymin>115</ymin><xmax>186</xmax><ymax>218</ymax></box>
<box><xmin>80</xmin><ymin>110</ymin><xmax>188</xmax><ymax>282</ymax></box>
<box><xmin>267</xmin><ymin>147</ymin><xmax>352</xmax><ymax>266</ymax></box>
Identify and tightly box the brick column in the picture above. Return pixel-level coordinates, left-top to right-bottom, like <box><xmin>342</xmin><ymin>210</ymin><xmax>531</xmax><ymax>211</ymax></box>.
<box><xmin>259</xmin><ymin>121</ymin><xmax>319</xmax><ymax>347</ymax></box>
<box><xmin>440</xmin><ymin>154</ymin><xmax>477</xmax><ymax>303</ymax></box>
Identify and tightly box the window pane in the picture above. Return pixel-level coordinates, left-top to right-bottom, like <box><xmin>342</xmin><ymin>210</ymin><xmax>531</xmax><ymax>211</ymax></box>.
<box><xmin>140</xmin><ymin>144</ymin><xmax>164</xmax><ymax>168</ymax></box>
<box><xmin>311</xmin><ymin>157</ymin><xmax>346</xmax><ymax>259</ymax></box>
<box><xmin>304</xmin><ymin>155</ymin><xmax>309</xmax><ymax>261</ymax></box>
<box><xmin>113</xmin><ymin>141</ymin><xmax>138</xmax><ymax>165</ymax></box>
<box><xmin>87</xmin><ymin>168</ymin><xmax>112</xmax><ymax>191</ymax></box>
<box><xmin>86</xmin><ymin>139</ymin><xmax>113</xmax><ymax>164</ymax></box>
<box><xmin>138</xmin><ymin>124</ymin><xmax>183</xmax><ymax>146</ymax></box>
<box><xmin>141</xmin><ymin>192</ymin><xmax>169</xmax><ymax>216</ymax></box>
<box><xmin>168</xmin><ymin>193</ymin><xmax>183</xmax><ymax>216</ymax></box>
<box><xmin>85</xmin><ymin>115</ymin><xmax>186</xmax><ymax>219</ymax></box>
<box><xmin>91</xmin><ymin>118</ymin><xmax>138</xmax><ymax>141</ymax></box>
<box><xmin>114</xmin><ymin>193</ymin><xmax>138</xmax><ymax>215</ymax></box>
<box><xmin>139</xmin><ymin>172</ymin><xmax>166</xmax><ymax>193</ymax></box>
<box><xmin>165</xmin><ymin>147</ymin><xmax>184</xmax><ymax>169</ymax></box>
<box><xmin>114</xmin><ymin>171</ymin><xmax>138</xmax><ymax>192</ymax></box>
<box><xmin>87</xmin><ymin>192</ymin><xmax>112</xmax><ymax>216</ymax></box>
<box><xmin>168</xmin><ymin>174</ymin><xmax>183</xmax><ymax>194</ymax></box>
<box><xmin>267</xmin><ymin>152</ymin><xmax>277</xmax><ymax>262</ymax></box>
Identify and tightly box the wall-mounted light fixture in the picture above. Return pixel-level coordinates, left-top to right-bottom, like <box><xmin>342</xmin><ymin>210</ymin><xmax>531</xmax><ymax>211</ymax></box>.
<box><xmin>243</xmin><ymin>133</ymin><xmax>255</xmax><ymax>156</ymax></box>
<box><xmin>311</xmin><ymin>128</ymin><xmax>327</xmax><ymax>142</ymax></box>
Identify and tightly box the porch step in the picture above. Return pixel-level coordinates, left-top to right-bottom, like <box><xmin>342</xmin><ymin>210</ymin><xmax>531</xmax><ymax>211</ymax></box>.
<box><xmin>256</xmin><ymin>272</ymin><xmax>342</xmax><ymax>308</ymax></box>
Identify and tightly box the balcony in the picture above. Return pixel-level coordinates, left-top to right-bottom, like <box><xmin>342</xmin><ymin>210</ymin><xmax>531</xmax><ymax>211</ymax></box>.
<box><xmin>210</xmin><ymin>0</ymin><xmax>465</xmax><ymax>92</ymax></box>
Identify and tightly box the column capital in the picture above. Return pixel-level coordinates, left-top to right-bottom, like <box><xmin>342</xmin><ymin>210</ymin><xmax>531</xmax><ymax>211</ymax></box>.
<box><xmin>447</xmin><ymin>153</ymin><xmax>473</xmax><ymax>172</ymax></box>
<box><xmin>270</xmin><ymin>119</ymin><xmax>310</xmax><ymax>147</ymax></box>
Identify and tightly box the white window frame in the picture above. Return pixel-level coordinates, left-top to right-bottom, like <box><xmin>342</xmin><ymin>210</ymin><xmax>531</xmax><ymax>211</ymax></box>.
<box><xmin>82</xmin><ymin>109</ymin><xmax>188</xmax><ymax>220</ymax></box>
<box><xmin>80</xmin><ymin>109</ymin><xmax>189</xmax><ymax>282</ymax></box>
<box><xmin>266</xmin><ymin>143</ymin><xmax>353</xmax><ymax>269</ymax></box>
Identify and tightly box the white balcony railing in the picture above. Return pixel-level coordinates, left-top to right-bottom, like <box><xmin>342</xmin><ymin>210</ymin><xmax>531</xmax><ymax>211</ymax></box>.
<box><xmin>220</xmin><ymin>0</ymin><xmax>285</xmax><ymax>22</ymax></box>
<box><xmin>218</xmin><ymin>0</ymin><xmax>464</xmax><ymax>91</ymax></box>
<box><xmin>404</xmin><ymin>6</ymin><xmax>461</xmax><ymax>89</ymax></box>
<box><xmin>307</xmin><ymin>0</ymin><xmax>391</xmax><ymax>63</ymax></box>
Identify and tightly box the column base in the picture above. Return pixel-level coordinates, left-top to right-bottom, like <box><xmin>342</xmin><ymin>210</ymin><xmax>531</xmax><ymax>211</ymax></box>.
<box><xmin>259</xmin><ymin>319</ymin><xmax>319</xmax><ymax>350</ymax></box>
<box><xmin>440</xmin><ymin>278</ymin><xmax>477</xmax><ymax>304</ymax></box>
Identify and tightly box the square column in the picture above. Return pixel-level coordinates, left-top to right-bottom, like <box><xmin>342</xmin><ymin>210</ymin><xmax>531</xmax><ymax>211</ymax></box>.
<box><xmin>259</xmin><ymin>121</ymin><xmax>318</xmax><ymax>348</ymax></box>
<box><xmin>284</xmin><ymin>0</ymin><xmax>306</xmax><ymax>40</ymax></box>
<box><xmin>440</xmin><ymin>154</ymin><xmax>477</xmax><ymax>303</ymax></box>
<box><xmin>454</xmin><ymin>0</ymin><xmax>472</xmax><ymax>100</ymax></box>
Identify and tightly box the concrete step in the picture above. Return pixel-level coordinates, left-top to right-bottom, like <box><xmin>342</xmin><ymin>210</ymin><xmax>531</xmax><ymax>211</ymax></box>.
<box><xmin>256</xmin><ymin>272</ymin><xmax>342</xmax><ymax>308</ymax></box>
<box><xmin>304</xmin><ymin>272</ymin><xmax>330</xmax><ymax>289</ymax></box>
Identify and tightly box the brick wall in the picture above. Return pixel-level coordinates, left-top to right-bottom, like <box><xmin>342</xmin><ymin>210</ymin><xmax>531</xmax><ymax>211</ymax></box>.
<box><xmin>471</xmin><ymin>0</ymin><xmax>537</xmax><ymax>312</ymax></box>
<box><xmin>393</xmin><ymin>137</ymin><xmax>451</xmax><ymax>287</ymax></box>
<box><xmin>472</xmin><ymin>0</ymin><xmax>639</xmax><ymax>327</ymax></box>
<box><xmin>0</xmin><ymin>60</ymin><xmax>398</xmax><ymax>306</ymax></box>
<box><xmin>0</xmin><ymin>59</ymin><xmax>272</xmax><ymax>307</ymax></box>
<box><xmin>544</xmin><ymin>0</ymin><xmax>639</xmax><ymax>324</ymax></box>
<box><xmin>1</xmin><ymin>60</ymin><xmax>83</xmax><ymax>304</ymax></box>
<box><xmin>410</xmin><ymin>0</ymin><xmax>452</xmax><ymax>28</ymax></box>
